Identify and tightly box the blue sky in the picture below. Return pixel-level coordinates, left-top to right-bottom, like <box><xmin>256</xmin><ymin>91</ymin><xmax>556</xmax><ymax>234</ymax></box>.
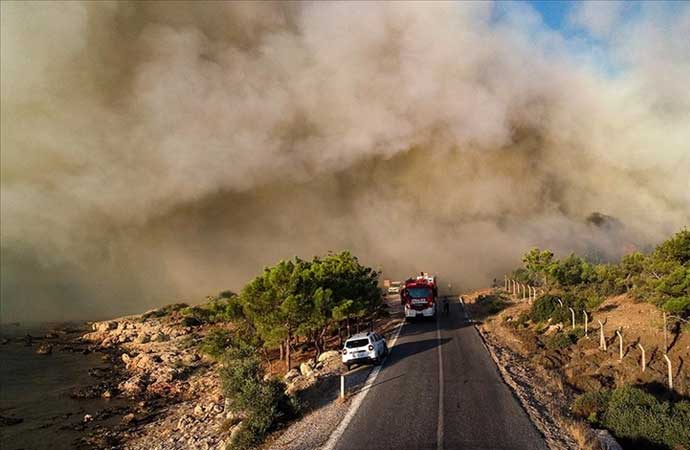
<box><xmin>525</xmin><ymin>0</ymin><xmax>573</xmax><ymax>30</ymax></box>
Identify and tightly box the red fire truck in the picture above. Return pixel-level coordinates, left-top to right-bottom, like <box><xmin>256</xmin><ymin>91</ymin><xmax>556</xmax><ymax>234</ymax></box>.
<box><xmin>400</xmin><ymin>273</ymin><xmax>438</xmax><ymax>319</ymax></box>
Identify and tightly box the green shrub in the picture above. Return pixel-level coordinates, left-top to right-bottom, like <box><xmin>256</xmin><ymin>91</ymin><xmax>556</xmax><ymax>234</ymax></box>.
<box><xmin>142</xmin><ymin>303</ymin><xmax>189</xmax><ymax>319</ymax></box>
<box><xmin>199</xmin><ymin>328</ymin><xmax>234</xmax><ymax>359</ymax></box>
<box><xmin>477</xmin><ymin>294</ymin><xmax>508</xmax><ymax>314</ymax></box>
<box><xmin>506</xmin><ymin>312</ymin><xmax>530</xmax><ymax>329</ymax></box>
<box><xmin>222</xmin><ymin>355</ymin><xmax>298</xmax><ymax>450</ymax></box>
<box><xmin>573</xmin><ymin>386</ymin><xmax>690</xmax><ymax>449</ymax></box>
<box><xmin>181</xmin><ymin>316</ymin><xmax>203</xmax><ymax>327</ymax></box>
<box><xmin>572</xmin><ymin>390</ymin><xmax>611</xmax><ymax>424</ymax></box>
<box><xmin>531</xmin><ymin>296</ymin><xmax>559</xmax><ymax>322</ymax></box>
<box><xmin>604</xmin><ymin>386</ymin><xmax>690</xmax><ymax>449</ymax></box>
<box><xmin>545</xmin><ymin>332</ymin><xmax>575</xmax><ymax>350</ymax></box>
<box><xmin>662</xmin><ymin>296</ymin><xmax>690</xmax><ymax>315</ymax></box>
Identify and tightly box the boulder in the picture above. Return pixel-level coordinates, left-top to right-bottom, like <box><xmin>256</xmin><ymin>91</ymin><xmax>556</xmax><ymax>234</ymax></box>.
<box><xmin>135</xmin><ymin>354</ymin><xmax>162</xmax><ymax>371</ymax></box>
<box><xmin>152</xmin><ymin>332</ymin><xmax>169</xmax><ymax>342</ymax></box>
<box><xmin>36</xmin><ymin>344</ymin><xmax>53</xmax><ymax>355</ymax></box>
<box><xmin>299</xmin><ymin>362</ymin><xmax>313</xmax><ymax>377</ymax></box>
<box><xmin>93</xmin><ymin>321</ymin><xmax>117</xmax><ymax>332</ymax></box>
<box><xmin>318</xmin><ymin>350</ymin><xmax>340</xmax><ymax>363</ymax></box>
<box><xmin>119</xmin><ymin>374</ymin><xmax>148</xmax><ymax>396</ymax></box>
<box><xmin>135</xmin><ymin>333</ymin><xmax>150</xmax><ymax>344</ymax></box>
<box><xmin>284</xmin><ymin>368</ymin><xmax>300</xmax><ymax>381</ymax></box>
<box><xmin>544</xmin><ymin>324</ymin><xmax>562</xmax><ymax>336</ymax></box>
<box><xmin>0</xmin><ymin>415</ymin><xmax>23</xmax><ymax>426</ymax></box>
<box><xmin>182</xmin><ymin>353</ymin><xmax>200</xmax><ymax>365</ymax></box>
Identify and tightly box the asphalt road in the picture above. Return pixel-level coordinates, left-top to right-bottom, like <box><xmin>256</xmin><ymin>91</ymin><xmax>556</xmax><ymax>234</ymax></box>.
<box><xmin>331</xmin><ymin>298</ymin><xmax>548</xmax><ymax>450</ymax></box>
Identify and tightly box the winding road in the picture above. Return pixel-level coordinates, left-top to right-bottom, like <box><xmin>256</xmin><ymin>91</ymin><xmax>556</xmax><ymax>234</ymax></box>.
<box><xmin>328</xmin><ymin>297</ymin><xmax>548</xmax><ymax>450</ymax></box>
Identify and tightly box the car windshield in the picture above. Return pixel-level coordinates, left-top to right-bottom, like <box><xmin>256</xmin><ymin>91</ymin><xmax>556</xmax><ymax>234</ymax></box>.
<box><xmin>407</xmin><ymin>287</ymin><xmax>431</xmax><ymax>298</ymax></box>
<box><xmin>346</xmin><ymin>338</ymin><xmax>369</xmax><ymax>348</ymax></box>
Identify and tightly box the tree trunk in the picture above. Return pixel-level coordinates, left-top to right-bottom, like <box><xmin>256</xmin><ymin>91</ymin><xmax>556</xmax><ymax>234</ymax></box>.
<box><xmin>286</xmin><ymin>332</ymin><xmax>292</xmax><ymax>373</ymax></box>
<box><xmin>263</xmin><ymin>348</ymin><xmax>273</xmax><ymax>372</ymax></box>
<box><xmin>314</xmin><ymin>332</ymin><xmax>322</xmax><ymax>356</ymax></box>
<box><xmin>346</xmin><ymin>318</ymin><xmax>351</xmax><ymax>337</ymax></box>
<box><xmin>279</xmin><ymin>342</ymin><xmax>284</xmax><ymax>361</ymax></box>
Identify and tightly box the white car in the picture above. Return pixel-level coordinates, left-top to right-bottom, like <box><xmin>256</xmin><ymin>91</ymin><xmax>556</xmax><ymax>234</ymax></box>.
<box><xmin>342</xmin><ymin>332</ymin><xmax>388</xmax><ymax>370</ymax></box>
<box><xmin>387</xmin><ymin>281</ymin><xmax>402</xmax><ymax>294</ymax></box>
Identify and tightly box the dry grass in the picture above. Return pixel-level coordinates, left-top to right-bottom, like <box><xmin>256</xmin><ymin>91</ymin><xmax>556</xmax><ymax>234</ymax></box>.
<box><xmin>566</xmin><ymin>421</ymin><xmax>603</xmax><ymax>450</ymax></box>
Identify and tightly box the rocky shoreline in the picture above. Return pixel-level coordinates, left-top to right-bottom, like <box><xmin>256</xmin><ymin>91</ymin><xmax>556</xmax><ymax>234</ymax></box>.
<box><xmin>67</xmin><ymin>307</ymin><xmax>345</xmax><ymax>450</ymax></box>
<box><xmin>2</xmin><ymin>303</ymin><xmax>382</xmax><ymax>450</ymax></box>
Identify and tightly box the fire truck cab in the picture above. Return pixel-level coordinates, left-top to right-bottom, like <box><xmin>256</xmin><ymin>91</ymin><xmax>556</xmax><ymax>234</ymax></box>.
<box><xmin>401</xmin><ymin>273</ymin><xmax>438</xmax><ymax>319</ymax></box>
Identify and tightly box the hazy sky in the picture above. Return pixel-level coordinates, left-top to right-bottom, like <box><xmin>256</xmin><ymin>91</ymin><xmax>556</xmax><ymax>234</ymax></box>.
<box><xmin>1</xmin><ymin>1</ymin><xmax>688</xmax><ymax>322</ymax></box>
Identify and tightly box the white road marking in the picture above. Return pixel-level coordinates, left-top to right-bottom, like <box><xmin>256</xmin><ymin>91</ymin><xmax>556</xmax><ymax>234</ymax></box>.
<box><xmin>321</xmin><ymin>318</ymin><xmax>406</xmax><ymax>450</ymax></box>
<box><xmin>436</xmin><ymin>312</ymin><xmax>444</xmax><ymax>450</ymax></box>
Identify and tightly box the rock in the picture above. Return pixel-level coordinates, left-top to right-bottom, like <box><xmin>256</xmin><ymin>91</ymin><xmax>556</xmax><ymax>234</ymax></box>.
<box><xmin>544</xmin><ymin>324</ymin><xmax>562</xmax><ymax>336</ymax></box>
<box><xmin>135</xmin><ymin>333</ymin><xmax>150</xmax><ymax>344</ymax></box>
<box><xmin>182</xmin><ymin>353</ymin><xmax>200</xmax><ymax>365</ymax></box>
<box><xmin>135</xmin><ymin>354</ymin><xmax>162</xmax><ymax>371</ymax></box>
<box><xmin>284</xmin><ymin>369</ymin><xmax>300</xmax><ymax>381</ymax></box>
<box><xmin>119</xmin><ymin>374</ymin><xmax>148</xmax><ymax>396</ymax></box>
<box><xmin>83</xmin><ymin>414</ymin><xmax>93</xmax><ymax>422</ymax></box>
<box><xmin>36</xmin><ymin>343</ymin><xmax>53</xmax><ymax>355</ymax></box>
<box><xmin>300</xmin><ymin>361</ymin><xmax>315</xmax><ymax>377</ymax></box>
<box><xmin>0</xmin><ymin>415</ymin><xmax>23</xmax><ymax>426</ymax></box>
<box><xmin>152</xmin><ymin>332</ymin><xmax>169</xmax><ymax>342</ymax></box>
<box><xmin>101</xmin><ymin>390</ymin><xmax>112</xmax><ymax>399</ymax></box>
<box><xmin>122</xmin><ymin>353</ymin><xmax>132</xmax><ymax>364</ymax></box>
<box><xmin>595</xmin><ymin>430</ymin><xmax>623</xmax><ymax>450</ymax></box>
<box><xmin>194</xmin><ymin>404</ymin><xmax>205</xmax><ymax>416</ymax></box>
<box><xmin>122</xmin><ymin>413</ymin><xmax>136</xmax><ymax>424</ymax></box>
<box><xmin>318</xmin><ymin>350</ymin><xmax>341</xmax><ymax>363</ymax></box>
<box><xmin>93</xmin><ymin>321</ymin><xmax>117</xmax><ymax>332</ymax></box>
<box><xmin>177</xmin><ymin>414</ymin><xmax>192</xmax><ymax>430</ymax></box>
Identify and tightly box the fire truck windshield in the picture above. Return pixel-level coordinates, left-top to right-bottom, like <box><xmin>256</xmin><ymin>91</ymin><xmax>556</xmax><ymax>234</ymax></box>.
<box><xmin>407</xmin><ymin>287</ymin><xmax>431</xmax><ymax>298</ymax></box>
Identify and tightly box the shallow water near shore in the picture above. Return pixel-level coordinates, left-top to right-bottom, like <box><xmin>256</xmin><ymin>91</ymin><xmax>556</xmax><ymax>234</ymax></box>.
<box><xmin>0</xmin><ymin>324</ymin><xmax>127</xmax><ymax>450</ymax></box>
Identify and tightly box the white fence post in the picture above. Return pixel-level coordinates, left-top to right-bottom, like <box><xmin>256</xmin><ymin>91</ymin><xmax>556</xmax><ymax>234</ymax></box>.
<box><xmin>340</xmin><ymin>375</ymin><xmax>345</xmax><ymax>399</ymax></box>
<box><xmin>616</xmin><ymin>330</ymin><xmax>623</xmax><ymax>360</ymax></box>
<box><xmin>568</xmin><ymin>307</ymin><xmax>576</xmax><ymax>329</ymax></box>
<box><xmin>664</xmin><ymin>354</ymin><xmax>673</xmax><ymax>389</ymax></box>
<box><xmin>583</xmin><ymin>310</ymin><xmax>588</xmax><ymax>338</ymax></box>
<box><xmin>638</xmin><ymin>343</ymin><xmax>646</xmax><ymax>372</ymax></box>
<box><xmin>598</xmin><ymin>320</ymin><xmax>606</xmax><ymax>351</ymax></box>
<box><xmin>521</xmin><ymin>284</ymin><xmax>526</xmax><ymax>301</ymax></box>
<box><xmin>557</xmin><ymin>298</ymin><xmax>563</xmax><ymax>308</ymax></box>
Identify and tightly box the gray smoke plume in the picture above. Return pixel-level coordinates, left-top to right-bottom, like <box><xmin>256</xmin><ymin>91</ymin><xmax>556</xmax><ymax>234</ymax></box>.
<box><xmin>1</xmin><ymin>1</ymin><xmax>689</xmax><ymax>322</ymax></box>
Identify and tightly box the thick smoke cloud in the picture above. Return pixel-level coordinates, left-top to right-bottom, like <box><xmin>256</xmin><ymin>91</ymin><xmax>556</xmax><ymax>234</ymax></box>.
<box><xmin>1</xmin><ymin>1</ymin><xmax>689</xmax><ymax>322</ymax></box>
